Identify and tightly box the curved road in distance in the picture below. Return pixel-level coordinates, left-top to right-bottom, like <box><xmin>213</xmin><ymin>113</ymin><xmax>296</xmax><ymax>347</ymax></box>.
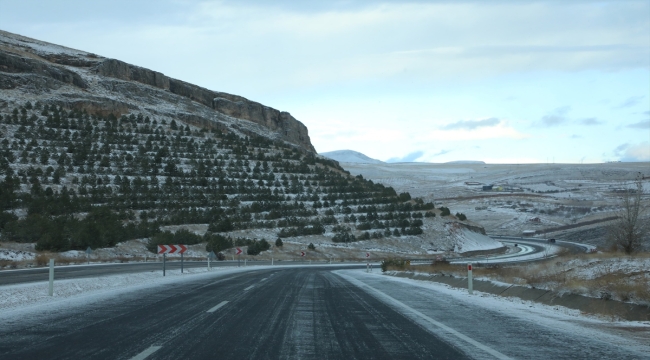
<box><xmin>0</xmin><ymin>236</ymin><xmax>595</xmax><ymax>286</ymax></box>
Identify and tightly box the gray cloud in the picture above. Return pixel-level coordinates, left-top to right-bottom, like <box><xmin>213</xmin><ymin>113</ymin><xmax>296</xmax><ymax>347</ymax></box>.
<box><xmin>627</xmin><ymin>120</ymin><xmax>650</xmax><ymax>129</ymax></box>
<box><xmin>613</xmin><ymin>143</ymin><xmax>629</xmax><ymax>156</ymax></box>
<box><xmin>616</xmin><ymin>96</ymin><xmax>644</xmax><ymax>109</ymax></box>
<box><xmin>570</xmin><ymin>134</ymin><xmax>582</xmax><ymax>139</ymax></box>
<box><xmin>440</xmin><ymin>117</ymin><xmax>500</xmax><ymax>130</ymax></box>
<box><xmin>537</xmin><ymin>106</ymin><xmax>571</xmax><ymax>127</ymax></box>
<box><xmin>578</xmin><ymin>117</ymin><xmax>603</xmax><ymax>126</ymax></box>
<box><xmin>387</xmin><ymin>150</ymin><xmax>424</xmax><ymax>163</ymax></box>
<box><xmin>432</xmin><ymin>149</ymin><xmax>452</xmax><ymax>157</ymax></box>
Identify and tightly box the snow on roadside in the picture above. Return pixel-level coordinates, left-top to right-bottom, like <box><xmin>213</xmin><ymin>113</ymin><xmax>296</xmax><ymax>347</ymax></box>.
<box><xmin>338</xmin><ymin>269</ymin><xmax>650</xmax><ymax>353</ymax></box>
<box><xmin>0</xmin><ymin>266</ymin><xmax>258</xmax><ymax>316</ymax></box>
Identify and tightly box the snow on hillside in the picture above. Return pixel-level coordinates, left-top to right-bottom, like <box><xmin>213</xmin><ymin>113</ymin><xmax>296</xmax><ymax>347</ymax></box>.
<box><xmin>449</xmin><ymin>226</ymin><xmax>504</xmax><ymax>253</ymax></box>
<box><xmin>320</xmin><ymin>150</ymin><xmax>384</xmax><ymax>164</ymax></box>
<box><xmin>0</xmin><ymin>249</ymin><xmax>35</xmax><ymax>262</ymax></box>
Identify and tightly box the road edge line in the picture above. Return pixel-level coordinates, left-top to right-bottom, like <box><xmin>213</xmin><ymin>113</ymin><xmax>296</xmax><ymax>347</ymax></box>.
<box><xmin>335</xmin><ymin>271</ymin><xmax>512</xmax><ymax>360</ymax></box>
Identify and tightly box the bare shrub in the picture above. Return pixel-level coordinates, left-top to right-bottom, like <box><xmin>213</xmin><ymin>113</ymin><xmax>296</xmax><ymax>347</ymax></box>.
<box><xmin>35</xmin><ymin>254</ymin><xmax>49</xmax><ymax>266</ymax></box>
<box><xmin>608</xmin><ymin>180</ymin><xmax>649</xmax><ymax>254</ymax></box>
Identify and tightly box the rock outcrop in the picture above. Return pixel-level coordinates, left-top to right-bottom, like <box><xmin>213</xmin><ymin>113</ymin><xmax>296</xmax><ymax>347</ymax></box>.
<box><xmin>0</xmin><ymin>30</ymin><xmax>315</xmax><ymax>152</ymax></box>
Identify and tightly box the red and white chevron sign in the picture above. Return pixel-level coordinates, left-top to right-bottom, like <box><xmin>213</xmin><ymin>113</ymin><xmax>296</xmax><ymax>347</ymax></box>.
<box><xmin>300</xmin><ymin>251</ymin><xmax>305</xmax><ymax>257</ymax></box>
<box><xmin>366</xmin><ymin>252</ymin><xmax>370</xmax><ymax>258</ymax></box>
<box><xmin>236</xmin><ymin>247</ymin><xmax>243</xmax><ymax>255</ymax></box>
<box><xmin>157</xmin><ymin>244</ymin><xmax>188</xmax><ymax>254</ymax></box>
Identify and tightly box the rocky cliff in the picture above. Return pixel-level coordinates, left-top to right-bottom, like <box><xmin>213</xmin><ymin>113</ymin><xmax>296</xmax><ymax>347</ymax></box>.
<box><xmin>0</xmin><ymin>30</ymin><xmax>315</xmax><ymax>152</ymax></box>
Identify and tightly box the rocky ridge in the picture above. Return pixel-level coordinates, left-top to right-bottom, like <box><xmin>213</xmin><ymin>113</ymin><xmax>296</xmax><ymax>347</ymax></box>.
<box><xmin>0</xmin><ymin>30</ymin><xmax>314</xmax><ymax>152</ymax></box>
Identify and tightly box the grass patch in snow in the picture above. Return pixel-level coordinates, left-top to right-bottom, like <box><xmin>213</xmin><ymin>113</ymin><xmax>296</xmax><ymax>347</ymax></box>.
<box><xmin>400</xmin><ymin>251</ymin><xmax>650</xmax><ymax>305</ymax></box>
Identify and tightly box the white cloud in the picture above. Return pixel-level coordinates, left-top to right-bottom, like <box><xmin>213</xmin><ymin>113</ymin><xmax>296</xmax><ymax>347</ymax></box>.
<box><xmin>612</xmin><ymin>142</ymin><xmax>650</xmax><ymax>161</ymax></box>
<box><xmin>620</xmin><ymin>142</ymin><xmax>650</xmax><ymax>161</ymax></box>
<box><xmin>440</xmin><ymin>117</ymin><xmax>500</xmax><ymax>130</ymax></box>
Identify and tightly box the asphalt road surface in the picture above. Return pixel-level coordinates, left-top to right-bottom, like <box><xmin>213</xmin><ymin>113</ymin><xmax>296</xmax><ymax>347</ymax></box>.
<box><xmin>2</xmin><ymin>266</ymin><xmax>647</xmax><ymax>360</ymax></box>
<box><xmin>1</xmin><ymin>266</ymin><xmax>466</xmax><ymax>359</ymax></box>
<box><xmin>0</xmin><ymin>260</ymin><xmax>337</xmax><ymax>286</ymax></box>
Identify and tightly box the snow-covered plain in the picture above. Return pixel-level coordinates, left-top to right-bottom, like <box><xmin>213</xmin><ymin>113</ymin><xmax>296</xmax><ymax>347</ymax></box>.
<box><xmin>340</xmin><ymin>161</ymin><xmax>650</xmax><ymax>248</ymax></box>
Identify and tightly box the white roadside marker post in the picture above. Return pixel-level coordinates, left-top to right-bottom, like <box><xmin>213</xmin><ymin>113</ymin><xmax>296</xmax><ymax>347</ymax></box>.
<box><xmin>468</xmin><ymin>263</ymin><xmax>473</xmax><ymax>295</ymax></box>
<box><xmin>48</xmin><ymin>259</ymin><xmax>54</xmax><ymax>296</ymax></box>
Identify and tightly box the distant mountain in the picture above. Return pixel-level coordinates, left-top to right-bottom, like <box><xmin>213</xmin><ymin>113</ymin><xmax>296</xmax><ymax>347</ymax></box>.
<box><xmin>445</xmin><ymin>160</ymin><xmax>486</xmax><ymax>164</ymax></box>
<box><xmin>320</xmin><ymin>150</ymin><xmax>384</xmax><ymax>164</ymax></box>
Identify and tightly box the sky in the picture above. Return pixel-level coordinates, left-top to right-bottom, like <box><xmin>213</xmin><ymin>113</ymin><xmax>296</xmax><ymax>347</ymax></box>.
<box><xmin>1</xmin><ymin>0</ymin><xmax>649</xmax><ymax>163</ymax></box>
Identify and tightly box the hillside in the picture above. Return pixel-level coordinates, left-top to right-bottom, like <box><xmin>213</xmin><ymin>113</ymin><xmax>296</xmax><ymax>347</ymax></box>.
<box><xmin>320</xmin><ymin>150</ymin><xmax>384</xmax><ymax>164</ymax></box>
<box><xmin>0</xmin><ymin>30</ymin><xmax>313</xmax><ymax>152</ymax></box>
<box><xmin>0</xmin><ymin>31</ymin><xmax>502</xmax><ymax>263</ymax></box>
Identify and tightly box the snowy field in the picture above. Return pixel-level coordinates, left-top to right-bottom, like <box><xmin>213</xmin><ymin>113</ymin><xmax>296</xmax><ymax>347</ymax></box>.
<box><xmin>340</xmin><ymin>161</ymin><xmax>650</xmax><ymax>247</ymax></box>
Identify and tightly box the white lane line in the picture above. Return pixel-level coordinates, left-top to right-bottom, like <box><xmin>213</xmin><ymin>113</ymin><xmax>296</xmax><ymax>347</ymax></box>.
<box><xmin>207</xmin><ymin>300</ymin><xmax>229</xmax><ymax>313</ymax></box>
<box><xmin>196</xmin><ymin>276</ymin><xmax>235</xmax><ymax>290</ymax></box>
<box><xmin>130</xmin><ymin>345</ymin><xmax>162</xmax><ymax>360</ymax></box>
<box><xmin>336</xmin><ymin>272</ymin><xmax>512</xmax><ymax>360</ymax></box>
<box><xmin>244</xmin><ymin>285</ymin><xmax>255</xmax><ymax>291</ymax></box>
<box><xmin>260</xmin><ymin>278</ymin><xmax>268</xmax><ymax>282</ymax></box>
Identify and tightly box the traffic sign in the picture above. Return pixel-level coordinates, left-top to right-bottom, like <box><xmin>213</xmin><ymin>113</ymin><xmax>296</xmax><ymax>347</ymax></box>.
<box><xmin>157</xmin><ymin>244</ymin><xmax>188</xmax><ymax>254</ymax></box>
<box><xmin>85</xmin><ymin>246</ymin><xmax>92</xmax><ymax>255</ymax></box>
<box><xmin>208</xmin><ymin>251</ymin><xmax>216</xmax><ymax>260</ymax></box>
<box><xmin>366</xmin><ymin>252</ymin><xmax>370</xmax><ymax>258</ymax></box>
<box><xmin>236</xmin><ymin>247</ymin><xmax>243</xmax><ymax>255</ymax></box>
<box><xmin>300</xmin><ymin>251</ymin><xmax>305</xmax><ymax>257</ymax></box>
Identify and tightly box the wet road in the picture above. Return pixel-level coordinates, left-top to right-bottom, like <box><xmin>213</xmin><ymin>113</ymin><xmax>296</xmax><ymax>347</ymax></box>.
<box><xmin>0</xmin><ymin>266</ymin><xmax>467</xmax><ymax>360</ymax></box>
<box><xmin>1</xmin><ymin>267</ymin><xmax>646</xmax><ymax>359</ymax></box>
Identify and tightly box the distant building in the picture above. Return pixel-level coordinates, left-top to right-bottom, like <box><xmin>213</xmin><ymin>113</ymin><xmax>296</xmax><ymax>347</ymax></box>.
<box><xmin>522</xmin><ymin>230</ymin><xmax>536</xmax><ymax>236</ymax></box>
<box><xmin>482</xmin><ymin>185</ymin><xmax>493</xmax><ymax>191</ymax></box>
<box><xmin>465</xmin><ymin>181</ymin><xmax>482</xmax><ymax>186</ymax></box>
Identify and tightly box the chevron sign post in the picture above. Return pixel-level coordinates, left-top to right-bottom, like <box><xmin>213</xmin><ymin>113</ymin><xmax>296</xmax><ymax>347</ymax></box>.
<box><xmin>158</xmin><ymin>245</ymin><xmax>188</xmax><ymax>254</ymax></box>
<box><xmin>158</xmin><ymin>245</ymin><xmax>188</xmax><ymax>276</ymax></box>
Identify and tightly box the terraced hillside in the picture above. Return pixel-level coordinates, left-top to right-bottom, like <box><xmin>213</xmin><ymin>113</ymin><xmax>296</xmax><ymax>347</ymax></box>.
<box><xmin>0</xmin><ymin>30</ymin><xmax>503</xmax><ymax>260</ymax></box>
<box><xmin>0</xmin><ymin>102</ymin><xmax>452</xmax><ymax>254</ymax></box>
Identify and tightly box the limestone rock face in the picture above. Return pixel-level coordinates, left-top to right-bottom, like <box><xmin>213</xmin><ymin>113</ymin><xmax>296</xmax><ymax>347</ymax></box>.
<box><xmin>213</xmin><ymin>93</ymin><xmax>313</xmax><ymax>152</ymax></box>
<box><xmin>0</xmin><ymin>30</ymin><xmax>315</xmax><ymax>152</ymax></box>
<box><xmin>0</xmin><ymin>51</ymin><xmax>87</xmax><ymax>89</ymax></box>
<box><xmin>95</xmin><ymin>59</ymin><xmax>170</xmax><ymax>90</ymax></box>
